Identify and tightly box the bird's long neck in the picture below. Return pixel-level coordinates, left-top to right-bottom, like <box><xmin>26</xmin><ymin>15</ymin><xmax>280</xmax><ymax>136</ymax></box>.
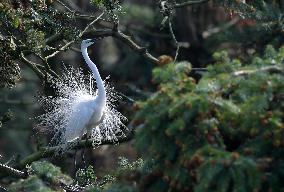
<box><xmin>81</xmin><ymin>46</ymin><xmax>106</xmax><ymax>106</ymax></box>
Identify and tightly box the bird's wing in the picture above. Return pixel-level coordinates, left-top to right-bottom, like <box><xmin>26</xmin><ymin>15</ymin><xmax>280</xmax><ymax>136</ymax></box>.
<box><xmin>64</xmin><ymin>102</ymin><xmax>94</xmax><ymax>142</ymax></box>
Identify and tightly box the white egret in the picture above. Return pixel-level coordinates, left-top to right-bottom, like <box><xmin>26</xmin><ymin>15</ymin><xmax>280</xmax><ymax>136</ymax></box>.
<box><xmin>37</xmin><ymin>39</ymin><xmax>127</xmax><ymax>153</ymax></box>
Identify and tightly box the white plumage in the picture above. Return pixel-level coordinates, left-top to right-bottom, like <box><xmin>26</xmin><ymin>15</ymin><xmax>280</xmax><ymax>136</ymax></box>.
<box><xmin>63</xmin><ymin>39</ymin><xmax>106</xmax><ymax>142</ymax></box>
<box><xmin>37</xmin><ymin>39</ymin><xmax>126</xmax><ymax>153</ymax></box>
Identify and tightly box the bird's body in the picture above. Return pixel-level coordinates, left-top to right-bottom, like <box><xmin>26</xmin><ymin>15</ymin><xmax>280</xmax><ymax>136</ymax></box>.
<box><xmin>64</xmin><ymin>39</ymin><xmax>106</xmax><ymax>142</ymax></box>
<box><xmin>63</xmin><ymin>94</ymin><xmax>99</xmax><ymax>141</ymax></box>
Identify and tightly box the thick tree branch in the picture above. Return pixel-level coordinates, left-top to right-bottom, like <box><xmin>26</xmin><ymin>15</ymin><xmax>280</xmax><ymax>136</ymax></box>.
<box><xmin>174</xmin><ymin>0</ymin><xmax>209</xmax><ymax>8</ymax></box>
<box><xmin>18</xmin><ymin>131</ymin><xmax>134</xmax><ymax>169</ymax></box>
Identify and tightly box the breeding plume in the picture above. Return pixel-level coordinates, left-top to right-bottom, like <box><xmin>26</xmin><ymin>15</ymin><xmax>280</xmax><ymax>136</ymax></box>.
<box><xmin>37</xmin><ymin>39</ymin><xmax>126</xmax><ymax>152</ymax></box>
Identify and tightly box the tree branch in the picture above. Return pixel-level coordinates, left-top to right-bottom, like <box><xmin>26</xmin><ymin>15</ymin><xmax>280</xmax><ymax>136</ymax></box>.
<box><xmin>45</xmin><ymin>41</ymin><xmax>75</xmax><ymax>59</ymax></box>
<box><xmin>0</xmin><ymin>185</ymin><xmax>7</xmax><ymax>191</ymax></box>
<box><xmin>85</xmin><ymin>29</ymin><xmax>159</xmax><ymax>63</ymax></box>
<box><xmin>45</xmin><ymin>13</ymin><xmax>104</xmax><ymax>60</ymax></box>
<box><xmin>45</xmin><ymin>33</ymin><xmax>64</xmax><ymax>45</ymax></box>
<box><xmin>233</xmin><ymin>66</ymin><xmax>284</xmax><ymax>76</ymax></box>
<box><xmin>174</xmin><ymin>0</ymin><xmax>209</xmax><ymax>8</ymax></box>
<box><xmin>20</xmin><ymin>52</ymin><xmax>45</xmax><ymax>79</ymax></box>
<box><xmin>0</xmin><ymin>163</ymin><xmax>26</xmax><ymax>178</ymax></box>
<box><xmin>168</xmin><ymin>18</ymin><xmax>180</xmax><ymax>62</ymax></box>
<box><xmin>17</xmin><ymin>131</ymin><xmax>134</xmax><ymax>169</ymax></box>
<box><xmin>0</xmin><ymin>96</ymin><xmax>34</xmax><ymax>105</ymax></box>
<box><xmin>55</xmin><ymin>0</ymin><xmax>103</xmax><ymax>20</ymax></box>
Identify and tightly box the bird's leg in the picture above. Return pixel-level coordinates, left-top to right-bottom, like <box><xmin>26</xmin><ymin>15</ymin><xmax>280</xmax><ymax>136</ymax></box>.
<box><xmin>73</xmin><ymin>139</ymin><xmax>80</xmax><ymax>172</ymax></box>
<box><xmin>81</xmin><ymin>135</ymin><xmax>88</xmax><ymax>185</ymax></box>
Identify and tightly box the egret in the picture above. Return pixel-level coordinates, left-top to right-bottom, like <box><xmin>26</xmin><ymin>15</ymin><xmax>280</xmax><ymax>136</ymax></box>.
<box><xmin>37</xmin><ymin>39</ymin><xmax>127</xmax><ymax>153</ymax></box>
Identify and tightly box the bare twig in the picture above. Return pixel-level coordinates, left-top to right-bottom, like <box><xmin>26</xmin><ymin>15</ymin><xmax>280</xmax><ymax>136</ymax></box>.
<box><xmin>113</xmin><ymin>31</ymin><xmax>158</xmax><ymax>63</ymax></box>
<box><xmin>37</xmin><ymin>54</ymin><xmax>59</xmax><ymax>78</ymax></box>
<box><xmin>0</xmin><ymin>96</ymin><xmax>34</xmax><ymax>105</ymax></box>
<box><xmin>0</xmin><ymin>185</ymin><xmax>7</xmax><ymax>191</ymax></box>
<box><xmin>45</xmin><ymin>13</ymin><xmax>104</xmax><ymax>60</ymax></box>
<box><xmin>55</xmin><ymin>0</ymin><xmax>107</xmax><ymax>22</ymax></box>
<box><xmin>168</xmin><ymin>18</ymin><xmax>180</xmax><ymax>62</ymax></box>
<box><xmin>175</xmin><ymin>0</ymin><xmax>209</xmax><ymax>8</ymax></box>
<box><xmin>0</xmin><ymin>185</ymin><xmax>8</xmax><ymax>191</ymax></box>
<box><xmin>233</xmin><ymin>66</ymin><xmax>284</xmax><ymax>76</ymax></box>
<box><xmin>159</xmin><ymin>1</ymin><xmax>191</xmax><ymax>63</ymax></box>
<box><xmin>55</xmin><ymin>0</ymin><xmax>74</xmax><ymax>13</ymax></box>
<box><xmin>192</xmin><ymin>67</ymin><xmax>207</xmax><ymax>71</ymax></box>
<box><xmin>202</xmin><ymin>17</ymin><xmax>240</xmax><ymax>38</ymax></box>
<box><xmin>79</xmin><ymin>13</ymin><xmax>105</xmax><ymax>37</ymax></box>
<box><xmin>20</xmin><ymin>52</ymin><xmax>45</xmax><ymax>79</ymax></box>
<box><xmin>0</xmin><ymin>163</ymin><xmax>26</xmax><ymax>178</ymax></box>
<box><xmin>45</xmin><ymin>41</ymin><xmax>75</xmax><ymax>59</ymax></box>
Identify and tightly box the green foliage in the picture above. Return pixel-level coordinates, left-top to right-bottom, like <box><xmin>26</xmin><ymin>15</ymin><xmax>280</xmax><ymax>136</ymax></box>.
<box><xmin>1</xmin><ymin>1</ymin><xmax>284</xmax><ymax>192</ymax></box>
<box><xmin>194</xmin><ymin>147</ymin><xmax>260</xmax><ymax>192</ymax></box>
<box><xmin>0</xmin><ymin>0</ymin><xmax>79</xmax><ymax>87</ymax></box>
<box><xmin>0</xmin><ymin>1</ymin><xmax>77</xmax><ymax>46</ymax></box>
<box><xmin>76</xmin><ymin>165</ymin><xmax>98</xmax><ymax>186</ymax></box>
<box><xmin>0</xmin><ymin>38</ymin><xmax>20</xmax><ymax>88</ymax></box>
<box><xmin>219</xmin><ymin>0</ymin><xmax>283</xmax><ymax>23</ymax></box>
<box><xmin>9</xmin><ymin>175</ymin><xmax>55</xmax><ymax>192</ymax></box>
<box><xmin>117</xmin><ymin>157</ymin><xmax>144</xmax><ymax>171</ymax></box>
<box><xmin>29</xmin><ymin>161</ymin><xmax>72</xmax><ymax>186</ymax></box>
<box><xmin>91</xmin><ymin>0</ymin><xmax>106</xmax><ymax>7</ymax></box>
<box><xmin>26</xmin><ymin>29</ymin><xmax>45</xmax><ymax>53</ymax></box>
<box><xmin>0</xmin><ymin>109</ymin><xmax>15</xmax><ymax>129</ymax></box>
<box><xmin>9</xmin><ymin>161</ymin><xmax>72</xmax><ymax>192</ymax></box>
<box><xmin>0</xmin><ymin>109</ymin><xmax>14</xmax><ymax>124</ymax></box>
<box><xmin>90</xmin><ymin>0</ymin><xmax>122</xmax><ymax>21</ymax></box>
<box><xmin>129</xmin><ymin>45</ymin><xmax>284</xmax><ymax>191</ymax></box>
<box><xmin>208</xmin><ymin>1</ymin><xmax>284</xmax><ymax>50</ymax></box>
<box><xmin>75</xmin><ymin>159</ymin><xmax>144</xmax><ymax>191</ymax></box>
<box><xmin>85</xmin><ymin>157</ymin><xmax>149</xmax><ymax>192</ymax></box>
<box><xmin>119</xmin><ymin>3</ymin><xmax>155</xmax><ymax>26</ymax></box>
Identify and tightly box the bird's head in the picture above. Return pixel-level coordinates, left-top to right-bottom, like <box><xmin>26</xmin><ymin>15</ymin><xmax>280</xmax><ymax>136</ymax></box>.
<box><xmin>81</xmin><ymin>39</ymin><xmax>95</xmax><ymax>49</ymax></box>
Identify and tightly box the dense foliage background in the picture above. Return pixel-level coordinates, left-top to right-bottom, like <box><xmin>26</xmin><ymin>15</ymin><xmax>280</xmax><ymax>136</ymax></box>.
<box><xmin>0</xmin><ymin>0</ymin><xmax>283</xmax><ymax>191</ymax></box>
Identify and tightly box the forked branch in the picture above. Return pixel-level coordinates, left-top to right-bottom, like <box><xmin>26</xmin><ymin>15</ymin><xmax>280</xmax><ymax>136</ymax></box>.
<box><xmin>84</xmin><ymin>29</ymin><xmax>159</xmax><ymax>63</ymax></box>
